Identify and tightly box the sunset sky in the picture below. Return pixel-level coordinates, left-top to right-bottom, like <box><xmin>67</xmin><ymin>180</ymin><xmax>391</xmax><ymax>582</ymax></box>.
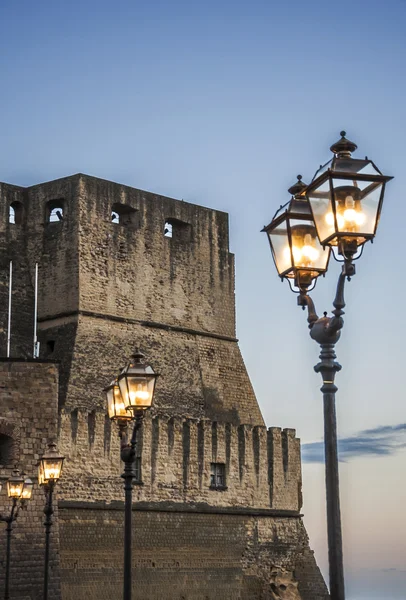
<box><xmin>1</xmin><ymin>0</ymin><xmax>405</xmax><ymax>598</ymax></box>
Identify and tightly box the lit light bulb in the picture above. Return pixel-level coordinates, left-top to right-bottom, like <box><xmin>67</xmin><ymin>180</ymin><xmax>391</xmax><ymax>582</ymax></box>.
<box><xmin>129</xmin><ymin>385</ymin><xmax>150</xmax><ymax>405</ymax></box>
<box><xmin>325</xmin><ymin>212</ymin><xmax>335</xmax><ymax>226</ymax></box>
<box><xmin>343</xmin><ymin>195</ymin><xmax>366</xmax><ymax>227</ymax></box>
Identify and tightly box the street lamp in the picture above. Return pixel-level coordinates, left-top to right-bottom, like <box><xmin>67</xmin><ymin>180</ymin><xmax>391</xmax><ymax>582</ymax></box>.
<box><xmin>1</xmin><ymin>469</ymin><xmax>33</xmax><ymax>599</ymax></box>
<box><xmin>263</xmin><ymin>132</ymin><xmax>392</xmax><ymax>600</ymax></box>
<box><xmin>38</xmin><ymin>441</ymin><xmax>64</xmax><ymax>600</ymax></box>
<box><xmin>105</xmin><ymin>350</ymin><xmax>158</xmax><ymax>600</ymax></box>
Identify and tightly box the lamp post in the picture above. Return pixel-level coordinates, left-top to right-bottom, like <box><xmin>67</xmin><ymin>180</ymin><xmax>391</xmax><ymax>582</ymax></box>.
<box><xmin>105</xmin><ymin>350</ymin><xmax>158</xmax><ymax>600</ymax></box>
<box><xmin>38</xmin><ymin>441</ymin><xmax>64</xmax><ymax>600</ymax></box>
<box><xmin>0</xmin><ymin>469</ymin><xmax>33</xmax><ymax>599</ymax></box>
<box><xmin>262</xmin><ymin>132</ymin><xmax>392</xmax><ymax>600</ymax></box>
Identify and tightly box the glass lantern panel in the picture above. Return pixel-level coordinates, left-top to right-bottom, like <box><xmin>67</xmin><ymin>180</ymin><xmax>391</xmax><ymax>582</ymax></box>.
<box><xmin>42</xmin><ymin>458</ymin><xmax>63</xmax><ymax>481</ymax></box>
<box><xmin>126</xmin><ymin>376</ymin><xmax>155</xmax><ymax>409</ymax></box>
<box><xmin>107</xmin><ymin>383</ymin><xmax>130</xmax><ymax>420</ymax></box>
<box><xmin>332</xmin><ymin>179</ymin><xmax>382</xmax><ymax>238</ymax></box>
<box><xmin>268</xmin><ymin>221</ymin><xmax>292</xmax><ymax>276</ymax></box>
<box><xmin>21</xmin><ymin>479</ymin><xmax>33</xmax><ymax>500</ymax></box>
<box><xmin>307</xmin><ymin>179</ymin><xmax>335</xmax><ymax>244</ymax></box>
<box><xmin>289</xmin><ymin>220</ymin><xmax>330</xmax><ymax>272</ymax></box>
<box><xmin>38</xmin><ymin>462</ymin><xmax>45</xmax><ymax>486</ymax></box>
<box><xmin>7</xmin><ymin>479</ymin><xmax>24</xmax><ymax>498</ymax></box>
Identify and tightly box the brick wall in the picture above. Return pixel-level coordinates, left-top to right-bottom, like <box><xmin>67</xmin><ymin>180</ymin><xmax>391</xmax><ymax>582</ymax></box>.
<box><xmin>58</xmin><ymin>506</ymin><xmax>328</xmax><ymax>600</ymax></box>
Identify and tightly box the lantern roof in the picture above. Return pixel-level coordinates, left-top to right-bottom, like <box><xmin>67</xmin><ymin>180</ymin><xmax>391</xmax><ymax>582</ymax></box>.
<box><xmin>265</xmin><ymin>175</ymin><xmax>312</xmax><ymax>230</ymax></box>
<box><xmin>311</xmin><ymin>131</ymin><xmax>386</xmax><ymax>184</ymax></box>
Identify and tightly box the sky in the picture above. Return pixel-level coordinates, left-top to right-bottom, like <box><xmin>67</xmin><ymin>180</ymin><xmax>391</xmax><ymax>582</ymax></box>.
<box><xmin>1</xmin><ymin>0</ymin><xmax>405</xmax><ymax>597</ymax></box>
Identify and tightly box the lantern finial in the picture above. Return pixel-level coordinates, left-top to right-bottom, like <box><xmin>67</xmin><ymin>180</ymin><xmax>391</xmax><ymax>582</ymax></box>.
<box><xmin>330</xmin><ymin>131</ymin><xmax>358</xmax><ymax>157</ymax></box>
<box><xmin>131</xmin><ymin>349</ymin><xmax>145</xmax><ymax>363</ymax></box>
<box><xmin>288</xmin><ymin>174</ymin><xmax>307</xmax><ymax>197</ymax></box>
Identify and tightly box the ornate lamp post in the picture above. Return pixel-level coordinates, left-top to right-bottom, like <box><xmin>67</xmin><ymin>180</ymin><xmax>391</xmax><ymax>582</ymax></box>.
<box><xmin>105</xmin><ymin>350</ymin><xmax>158</xmax><ymax>600</ymax></box>
<box><xmin>38</xmin><ymin>441</ymin><xmax>65</xmax><ymax>600</ymax></box>
<box><xmin>263</xmin><ymin>132</ymin><xmax>392</xmax><ymax>600</ymax></box>
<box><xmin>0</xmin><ymin>469</ymin><xmax>33</xmax><ymax>599</ymax></box>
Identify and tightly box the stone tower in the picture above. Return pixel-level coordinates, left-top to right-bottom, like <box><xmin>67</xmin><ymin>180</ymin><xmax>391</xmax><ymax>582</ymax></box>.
<box><xmin>0</xmin><ymin>174</ymin><xmax>329</xmax><ymax>600</ymax></box>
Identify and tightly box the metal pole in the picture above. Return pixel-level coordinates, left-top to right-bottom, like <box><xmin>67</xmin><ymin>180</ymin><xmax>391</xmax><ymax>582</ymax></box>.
<box><xmin>304</xmin><ymin>263</ymin><xmax>351</xmax><ymax>600</ymax></box>
<box><xmin>317</xmin><ymin>344</ymin><xmax>345</xmax><ymax>600</ymax></box>
<box><xmin>7</xmin><ymin>261</ymin><xmax>12</xmax><ymax>358</ymax></box>
<box><xmin>3</xmin><ymin>498</ymin><xmax>17</xmax><ymax>600</ymax></box>
<box><xmin>43</xmin><ymin>482</ymin><xmax>54</xmax><ymax>600</ymax></box>
<box><xmin>121</xmin><ymin>412</ymin><xmax>143</xmax><ymax>600</ymax></box>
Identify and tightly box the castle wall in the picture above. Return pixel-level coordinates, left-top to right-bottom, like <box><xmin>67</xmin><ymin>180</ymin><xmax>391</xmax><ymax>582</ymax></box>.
<box><xmin>58</xmin><ymin>507</ymin><xmax>327</xmax><ymax>600</ymax></box>
<box><xmin>0</xmin><ymin>360</ymin><xmax>61</xmax><ymax>600</ymax></box>
<box><xmin>0</xmin><ymin>175</ymin><xmax>329</xmax><ymax>599</ymax></box>
<box><xmin>76</xmin><ymin>175</ymin><xmax>235</xmax><ymax>338</ymax></box>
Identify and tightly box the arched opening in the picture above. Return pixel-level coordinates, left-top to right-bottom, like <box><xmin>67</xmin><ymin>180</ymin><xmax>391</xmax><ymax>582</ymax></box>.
<box><xmin>111</xmin><ymin>203</ymin><xmax>138</xmax><ymax>226</ymax></box>
<box><xmin>46</xmin><ymin>200</ymin><xmax>64</xmax><ymax>223</ymax></box>
<box><xmin>0</xmin><ymin>433</ymin><xmax>13</xmax><ymax>466</ymax></box>
<box><xmin>9</xmin><ymin>201</ymin><xmax>24</xmax><ymax>225</ymax></box>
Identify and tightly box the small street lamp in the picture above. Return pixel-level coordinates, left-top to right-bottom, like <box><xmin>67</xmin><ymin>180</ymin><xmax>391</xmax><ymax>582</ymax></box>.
<box><xmin>38</xmin><ymin>441</ymin><xmax>64</xmax><ymax>600</ymax></box>
<box><xmin>105</xmin><ymin>350</ymin><xmax>158</xmax><ymax>600</ymax></box>
<box><xmin>263</xmin><ymin>132</ymin><xmax>392</xmax><ymax>600</ymax></box>
<box><xmin>1</xmin><ymin>469</ymin><xmax>33</xmax><ymax>599</ymax></box>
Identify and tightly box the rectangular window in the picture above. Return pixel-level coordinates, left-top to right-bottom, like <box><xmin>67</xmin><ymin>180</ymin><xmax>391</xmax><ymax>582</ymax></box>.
<box><xmin>210</xmin><ymin>463</ymin><xmax>226</xmax><ymax>490</ymax></box>
<box><xmin>133</xmin><ymin>456</ymin><xmax>142</xmax><ymax>484</ymax></box>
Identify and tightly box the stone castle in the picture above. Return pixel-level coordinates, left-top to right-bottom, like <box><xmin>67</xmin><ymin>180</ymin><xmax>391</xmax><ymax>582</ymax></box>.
<box><xmin>0</xmin><ymin>174</ymin><xmax>329</xmax><ymax>599</ymax></box>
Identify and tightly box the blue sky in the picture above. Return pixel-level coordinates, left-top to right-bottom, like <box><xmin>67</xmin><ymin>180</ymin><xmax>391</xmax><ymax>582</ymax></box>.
<box><xmin>1</xmin><ymin>0</ymin><xmax>406</xmax><ymax>597</ymax></box>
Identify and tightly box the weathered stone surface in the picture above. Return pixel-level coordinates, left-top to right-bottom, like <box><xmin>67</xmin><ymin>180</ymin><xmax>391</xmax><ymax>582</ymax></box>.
<box><xmin>0</xmin><ymin>176</ymin><xmax>329</xmax><ymax>599</ymax></box>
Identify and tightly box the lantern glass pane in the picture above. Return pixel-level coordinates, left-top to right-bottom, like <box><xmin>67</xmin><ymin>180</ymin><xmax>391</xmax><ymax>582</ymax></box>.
<box><xmin>7</xmin><ymin>479</ymin><xmax>24</xmax><ymax>498</ymax></box>
<box><xmin>268</xmin><ymin>221</ymin><xmax>292</xmax><ymax>276</ymax></box>
<box><xmin>107</xmin><ymin>383</ymin><xmax>130</xmax><ymax>420</ymax></box>
<box><xmin>38</xmin><ymin>462</ymin><xmax>45</xmax><ymax>486</ymax></box>
<box><xmin>127</xmin><ymin>376</ymin><xmax>155</xmax><ymax>409</ymax></box>
<box><xmin>21</xmin><ymin>478</ymin><xmax>33</xmax><ymax>500</ymax></box>
<box><xmin>332</xmin><ymin>179</ymin><xmax>383</xmax><ymax>240</ymax></box>
<box><xmin>42</xmin><ymin>458</ymin><xmax>63</xmax><ymax>481</ymax></box>
<box><xmin>289</xmin><ymin>220</ymin><xmax>330</xmax><ymax>273</ymax></box>
<box><xmin>307</xmin><ymin>179</ymin><xmax>335</xmax><ymax>244</ymax></box>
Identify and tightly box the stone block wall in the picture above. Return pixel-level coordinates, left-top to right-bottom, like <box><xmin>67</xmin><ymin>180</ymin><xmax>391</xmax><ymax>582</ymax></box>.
<box><xmin>0</xmin><ymin>360</ymin><xmax>61</xmax><ymax>600</ymax></box>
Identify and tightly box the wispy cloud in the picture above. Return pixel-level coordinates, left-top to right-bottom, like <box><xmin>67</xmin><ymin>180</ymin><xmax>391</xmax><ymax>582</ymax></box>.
<box><xmin>302</xmin><ymin>423</ymin><xmax>406</xmax><ymax>463</ymax></box>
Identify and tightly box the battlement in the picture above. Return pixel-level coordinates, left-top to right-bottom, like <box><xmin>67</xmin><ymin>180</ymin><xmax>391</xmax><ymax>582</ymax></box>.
<box><xmin>57</xmin><ymin>409</ymin><xmax>302</xmax><ymax>512</ymax></box>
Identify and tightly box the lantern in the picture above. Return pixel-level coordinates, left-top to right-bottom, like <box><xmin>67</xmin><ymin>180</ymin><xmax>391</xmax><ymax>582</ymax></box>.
<box><xmin>306</xmin><ymin>131</ymin><xmax>393</xmax><ymax>257</ymax></box>
<box><xmin>39</xmin><ymin>442</ymin><xmax>64</xmax><ymax>484</ymax></box>
<box><xmin>7</xmin><ymin>468</ymin><xmax>24</xmax><ymax>498</ymax></box>
<box><xmin>262</xmin><ymin>175</ymin><xmax>330</xmax><ymax>291</ymax></box>
<box><xmin>117</xmin><ymin>350</ymin><xmax>158</xmax><ymax>412</ymax></box>
<box><xmin>105</xmin><ymin>376</ymin><xmax>133</xmax><ymax>422</ymax></box>
<box><xmin>21</xmin><ymin>477</ymin><xmax>33</xmax><ymax>500</ymax></box>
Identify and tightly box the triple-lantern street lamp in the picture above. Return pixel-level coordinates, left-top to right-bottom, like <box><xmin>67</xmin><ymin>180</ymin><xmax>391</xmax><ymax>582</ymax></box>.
<box><xmin>262</xmin><ymin>131</ymin><xmax>393</xmax><ymax>600</ymax></box>
<box><xmin>0</xmin><ymin>442</ymin><xmax>64</xmax><ymax>600</ymax></box>
<box><xmin>105</xmin><ymin>349</ymin><xmax>158</xmax><ymax>600</ymax></box>
<box><xmin>0</xmin><ymin>469</ymin><xmax>33</xmax><ymax>600</ymax></box>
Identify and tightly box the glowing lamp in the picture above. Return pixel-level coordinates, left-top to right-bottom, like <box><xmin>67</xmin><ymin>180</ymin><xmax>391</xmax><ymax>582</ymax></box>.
<box><xmin>21</xmin><ymin>477</ymin><xmax>33</xmax><ymax>500</ymax></box>
<box><xmin>306</xmin><ymin>131</ymin><xmax>393</xmax><ymax>257</ymax></box>
<box><xmin>117</xmin><ymin>350</ymin><xmax>158</xmax><ymax>412</ymax></box>
<box><xmin>39</xmin><ymin>442</ymin><xmax>64</xmax><ymax>484</ymax></box>
<box><xmin>105</xmin><ymin>376</ymin><xmax>132</xmax><ymax>422</ymax></box>
<box><xmin>7</xmin><ymin>469</ymin><xmax>24</xmax><ymax>498</ymax></box>
<box><xmin>262</xmin><ymin>175</ymin><xmax>330</xmax><ymax>291</ymax></box>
